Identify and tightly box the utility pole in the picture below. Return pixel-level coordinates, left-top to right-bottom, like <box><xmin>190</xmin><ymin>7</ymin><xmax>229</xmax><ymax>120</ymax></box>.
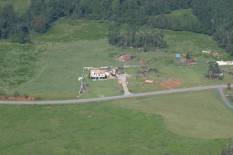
<box><xmin>78</xmin><ymin>67</ymin><xmax>86</xmax><ymax>96</ymax></box>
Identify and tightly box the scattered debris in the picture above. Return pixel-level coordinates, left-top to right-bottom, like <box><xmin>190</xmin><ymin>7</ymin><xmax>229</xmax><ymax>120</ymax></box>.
<box><xmin>202</xmin><ymin>50</ymin><xmax>212</xmax><ymax>54</ymax></box>
<box><xmin>160</xmin><ymin>79</ymin><xmax>182</xmax><ymax>89</ymax></box>
<box><xmin>144</xmin><ymin>80</ymin><xmax>154</xmax><ymax>84</ymax></box>
<box><xmin>176</xmin><ymin>53</ymin><xmax>181</xmax><ymax>61</ymax></box>
<box><xmin>138</xmin><ymin>67</ymin><xmax>159</xmax><ymax>77</ymax></box>
<box><xmin>117</xmin><ymin>54</ymin><xmax>134</xmax><ymax>62</ymax></box>
<box><xmin>202</xmin><ymin>50</ymin><xmax>222</xmax><ymax>57</ymax></box>
<box><xmin>216</xmin><ymin>61</ymin><xmax>233</xmax><ymax>66</ymax></box>
<box><xmin>176</xmin><ymin>53</ymin><xmax>197</xmax><ymax>65</ymax></box>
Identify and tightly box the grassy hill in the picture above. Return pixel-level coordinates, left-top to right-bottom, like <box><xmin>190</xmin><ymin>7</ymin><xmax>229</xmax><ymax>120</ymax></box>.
<box><xmin>0</xmin><ymin>18</ymin><xmax>232</xmax><ymax>98</ymax></box>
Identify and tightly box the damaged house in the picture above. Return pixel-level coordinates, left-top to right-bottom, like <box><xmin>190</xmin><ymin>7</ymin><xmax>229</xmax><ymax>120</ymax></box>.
<box><xmin>89</xmin><ymin>67</ymin><xmax>118</xmax><ymax>80</ymax></box>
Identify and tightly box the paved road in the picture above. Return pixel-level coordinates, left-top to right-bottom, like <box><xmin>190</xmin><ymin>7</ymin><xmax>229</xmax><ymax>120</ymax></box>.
<box><xmin>218</xmin><ymin>88</ymin><xmax>233</xmax><ymax>109</ymax></box>
<box><xmin>0</xmin><ymin>84</ymin><xmax>229</xmax><ymax>106</ymax></box>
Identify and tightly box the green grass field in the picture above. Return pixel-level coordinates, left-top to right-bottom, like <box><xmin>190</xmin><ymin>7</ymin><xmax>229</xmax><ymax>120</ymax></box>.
<box><xmin>0</xmin><ymin>90</ymin><xmax>232</xmax><ymax>155</ymax></box>
<box><xmin>115</xmin><ymin>90</ymin><xmax>233</xmax><ymax>139</ymax></box>
<box><xmin>16</xmin><ymin>39</ymin><xmax>121</xmax><ymax>99</ymax></box>
<box><xmin>0</xmin><ymin>18</ymin><xmax>231</xmax><ymax>99</ymax></box>
<box><xmin>0</xmin><ymin>19</ymin><xmax>120</xmax><ymax>99</ymax></box>
<box><xmin>0</xmin><ymin>10</ymin><xmax>233</xmax><ymax>155</ymax></box>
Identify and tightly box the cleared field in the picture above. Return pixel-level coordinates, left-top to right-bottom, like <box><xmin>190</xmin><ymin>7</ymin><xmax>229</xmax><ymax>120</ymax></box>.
<box><xmin>0</xmin><ymin>91</ymin><xmax>230</xmax><ymax>155</ymax></box>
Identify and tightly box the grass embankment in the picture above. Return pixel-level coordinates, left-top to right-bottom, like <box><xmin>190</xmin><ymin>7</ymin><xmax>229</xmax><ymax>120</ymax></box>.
<box><xmin>0</xmin><ymin>91</ymin><xmax>232</xmax><ymax>155</ymax></box>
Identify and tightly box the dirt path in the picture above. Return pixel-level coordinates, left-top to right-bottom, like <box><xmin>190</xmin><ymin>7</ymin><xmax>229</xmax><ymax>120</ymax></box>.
<box><xmin>0</xmin><ymin>84</ymin><xmax>230</xmax><ymax>106</ymax></box>
<box><xmin>117</xmin><ymin>74</ymin><xmax>132</xmax><ymax>96</ymax></box>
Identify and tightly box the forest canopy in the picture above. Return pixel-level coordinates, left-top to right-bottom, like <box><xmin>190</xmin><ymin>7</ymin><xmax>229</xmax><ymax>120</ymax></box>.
<box><xmin>0</xmin><ymin>0</ymin><xmax>232</xmax><ymax>54</ymax></box>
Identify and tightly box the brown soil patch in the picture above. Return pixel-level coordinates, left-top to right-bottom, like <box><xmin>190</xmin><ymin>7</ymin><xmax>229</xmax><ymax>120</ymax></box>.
<box><xmin>0</xmin><ymin>96</ymin><xmax>36</xmax><ymax>101</ymax></box>
<box><xmin>160</xmin><ymin>79</ymin><xmax>182</xmax><ymax>89</ymax></box>
<box><xmin>117</xmin><ymin>54</ymin><xmax>134</xmax><ymax>62</ymax></box>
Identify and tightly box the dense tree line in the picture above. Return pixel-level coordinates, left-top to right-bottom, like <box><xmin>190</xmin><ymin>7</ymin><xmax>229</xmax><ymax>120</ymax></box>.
<box><xmin>0</xmin><ymin>4</ymin><xmax>30</xmax><ymax>43</ymax></box>
<box><xmin>108</xmin><ymin>24</ymin><xmax>167</xmax><ymax>51</ymax></box>
<box><xmin>1</xmin><ymin>0</ymin><xmax>233</xmax><ymax>54</ymax></box>
<box><xmin>0</xmin><ymin>0</ymin><xmax>184</xmax><ymax>44</ymax></box>
<box><xmin>27</xmin><ymin>0</ymin><xmax>192</xmax><ymax>32</ymax></box>
<box><xmin>192</xmin><ymin>0</ymin><xmax>233</xmax><ymax>54</ymax></box>
<box><xmin>0</xmin><ymin>0</ymin><xmax>192</xmax><ymax>38</ymax></box>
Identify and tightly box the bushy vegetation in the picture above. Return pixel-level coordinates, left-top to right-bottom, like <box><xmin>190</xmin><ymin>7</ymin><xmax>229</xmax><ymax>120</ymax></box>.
<box><xmin>207</xmin><ymin>62</ymin><xmax>224</xmax><ymax>80</ymax></box>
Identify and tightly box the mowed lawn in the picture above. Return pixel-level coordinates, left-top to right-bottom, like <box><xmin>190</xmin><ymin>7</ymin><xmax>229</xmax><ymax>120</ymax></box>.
<box><xmin>0</xmin><ymin>91</ymin><xmax>232</xmax><ymax>155</ymax></box>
